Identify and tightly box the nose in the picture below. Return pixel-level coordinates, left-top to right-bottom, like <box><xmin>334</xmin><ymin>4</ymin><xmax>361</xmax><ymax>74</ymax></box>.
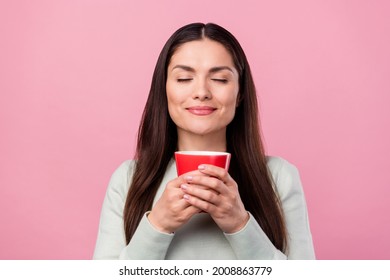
<box><xmin>192</xmin><ymin>79</ymin><xmax>211</xmax><ymax>101</ymax></box>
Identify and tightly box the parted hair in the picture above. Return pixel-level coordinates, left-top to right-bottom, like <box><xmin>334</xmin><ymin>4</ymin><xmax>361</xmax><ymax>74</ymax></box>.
<box><xmin>123</xmin><ymin>22</ymin><xmax>287</xmax><ymax>252</ymax></box>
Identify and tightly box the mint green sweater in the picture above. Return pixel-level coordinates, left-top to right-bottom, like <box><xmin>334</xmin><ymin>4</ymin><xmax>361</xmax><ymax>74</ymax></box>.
<box><xmin>93</xmin><ymin>156</ymin><xmax>315</xmax><ymax>259</ymax></box>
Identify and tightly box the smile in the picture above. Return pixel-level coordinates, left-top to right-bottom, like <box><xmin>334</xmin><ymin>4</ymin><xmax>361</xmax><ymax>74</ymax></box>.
<box><xmin>186</xmin><ymin>106</ymin><xmax>216</xmax><ymax>116</ymax></box>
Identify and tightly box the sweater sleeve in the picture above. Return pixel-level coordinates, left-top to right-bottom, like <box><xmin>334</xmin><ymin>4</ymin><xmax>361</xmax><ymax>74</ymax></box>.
<box><xmin>223</xmin><ymin>157</ymin><xmax>315</xmax><ymax>259</ymax></box>
<box><xmin>93</xmin><ymin>161</ymin><xmax>174</xmax><ymax>259</ymax></box>
<box><xmin>119</xmin><ymin>212</ymin><xmax>174</xmax><ymax>259</ymax></box>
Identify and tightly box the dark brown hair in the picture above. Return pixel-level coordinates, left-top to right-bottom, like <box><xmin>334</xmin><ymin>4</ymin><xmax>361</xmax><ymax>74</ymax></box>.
<box><xmin>123</xmin><ymin>22</ymin><xmax>287</xmax><ymax>252</ymax></box>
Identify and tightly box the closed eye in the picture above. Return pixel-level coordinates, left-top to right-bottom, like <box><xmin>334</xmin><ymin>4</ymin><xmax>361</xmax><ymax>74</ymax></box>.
<box><xmin>177</xmin><ymin>78</ymin><xmax>193</xmax><ymax>83</ymax></box>
<box><xmin>211</xmin><ymin>79</ymin><xmax>228</xmax><ymax>84</ymax></box>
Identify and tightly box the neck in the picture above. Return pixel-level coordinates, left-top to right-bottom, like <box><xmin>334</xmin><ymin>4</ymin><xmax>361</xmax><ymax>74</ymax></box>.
<box><xmin>177</xmin><ymin>130</ymin><xmax>227</xmax><ymax>152</ymax></box>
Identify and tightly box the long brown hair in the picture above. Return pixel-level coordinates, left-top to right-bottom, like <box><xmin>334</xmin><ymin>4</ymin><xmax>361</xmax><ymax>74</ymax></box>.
<box><xmin>124</xmin><ymin>23</ymin><xmax>287</xmax><ymax>252</ymax></box>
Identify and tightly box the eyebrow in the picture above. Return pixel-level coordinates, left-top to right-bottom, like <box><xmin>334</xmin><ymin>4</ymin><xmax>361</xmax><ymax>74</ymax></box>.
<box><xmin>171</xmin><ymin>65</ymin><xmax>234</xmax><ymax>73</ymax></box>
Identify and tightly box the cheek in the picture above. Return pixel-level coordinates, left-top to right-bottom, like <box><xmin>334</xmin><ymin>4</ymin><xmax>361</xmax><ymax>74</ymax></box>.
<box><xmin>166</xmin><ymin>84</ymin><xmax>177</xmax><ymax>107</ymax></box>
<box><xmin>166</xmin><ymin>81</ymin><xmax>184</xmax><ymax>102</ymax></box>
<box><xmin>224</xmin><ymin>90</ymin><xmax>239</xmax><ymax>119</ymax></box>
<box><xmin>166</xmin><ymin>88</ymin><xmax>183</xmax><ymax>122</ymax></box>
<box><xmin>166</xmin><ymin>95</ymin><xmax>178</xmax><ymax>119</ymax></box>
<box><xmin>224</xmin><ymin>89</ymin><xmax>239</xmax><ymax>108</ymax></box>
<box><xmin>166</xmin><ymin>81</ymin><xmax>191</xmax><ymax>109</ymax></box>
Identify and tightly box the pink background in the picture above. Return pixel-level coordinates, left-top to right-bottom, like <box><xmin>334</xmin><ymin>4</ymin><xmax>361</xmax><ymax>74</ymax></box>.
<box><xmin>1</xmin><ymin>0</ymin><xmax>389</xmax><ymax>259</ymax></box>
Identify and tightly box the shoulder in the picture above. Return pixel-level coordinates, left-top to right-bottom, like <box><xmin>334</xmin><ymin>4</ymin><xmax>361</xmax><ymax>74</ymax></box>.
<box><xmin>265</xmin><ymin>156</ymin><xmax>304</xmax><ymax>201</ymax></box>
<box><xmin>106</xmin><ymin>160</ymin><xmax>136</xmax><ymax>198</ymax></box>
<box><xmin>266</xmin><ymin>156</ymin><xmax>299</xmax><ymax>179</ymax></box>
<box><xmin>110</xmin><ymin>160</ymin><xmax>135</xmax><ymax>182</ymax></box>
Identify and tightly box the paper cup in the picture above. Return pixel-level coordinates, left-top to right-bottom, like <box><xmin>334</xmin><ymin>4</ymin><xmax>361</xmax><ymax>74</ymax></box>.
<box><xmin>174</xmin><ymin>151</ymin><xmax>231</xmax><ymax>176</ymax></box>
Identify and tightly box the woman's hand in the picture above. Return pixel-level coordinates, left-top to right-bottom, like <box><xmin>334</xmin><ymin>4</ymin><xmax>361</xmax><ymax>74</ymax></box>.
<box><xmin>148</xmin><ymin>173</ymin><xmax>202</xmax><ymax>234</ymax></box>
<box><xmin>180</xmin><ymin>164</ymin><xmax>249</xmax><ymax>234</ymax></box>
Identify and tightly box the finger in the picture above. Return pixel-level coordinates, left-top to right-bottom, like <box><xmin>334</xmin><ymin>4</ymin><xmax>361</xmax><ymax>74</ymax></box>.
<box><xmin>167</xmin><ymin>172</ymin><xmax>203</xmax><ymax>191</ymax></box>
<box><xmin>184</xmin><ymin>175</ymin><xmax>226</xmax><ymax>194</ymax></box>
<box><xmin>183</xmin><ymin>193</ymin><xmax>217</xmax><ymax>214</ymax></box>
<box><xmin>183</xmin><ymin>204</ymin><xmax>203</xmax><ymax>215</ymax></box>
<box><xmin>164</xmin><ymin>192</ymin><xmax>202</xmax><ymax>218</ymax></box>
<box><xmin>166</xmin><ymin>177</ymin><xmax>186</xmax><ymax>190</ymax></box>
<box><xmin>182</xmin><ymin>181</ymin><xmax>219</xmax><ymax>194</ymax></box>
<box><xmin>178</xmin><ymin>192</ymin><xmax>203</xmax><ymax>214</ymax></box>
<box><xmin>181</xmin><ymin>184</ymin><xmax>220</xmax><ymax>205</ymax></box>
<box><xmin>197</xmin><ymin>164</ymin><xmax>232</xmax><ymax>184</ymax></box>
<box><xmin>178</xmin><ymin>170</ymin><xmax>203</xmax><ymax>181</ymax></box>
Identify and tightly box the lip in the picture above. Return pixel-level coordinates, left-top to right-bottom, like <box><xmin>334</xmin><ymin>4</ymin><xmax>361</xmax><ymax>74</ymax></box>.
<box><xmin>186</xmin><ymin>106</ymin><xmax>216</xmax><ymax>116</ymax></box>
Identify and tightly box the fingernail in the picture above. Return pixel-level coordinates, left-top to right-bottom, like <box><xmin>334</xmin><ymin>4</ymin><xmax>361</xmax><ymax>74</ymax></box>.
<box><xmin>180</xmin><ymin>184</ymin><xmax>187</xmax><ymax>190</ymax></box>
<box><xmin>198</xmin><ymin>165</ymin><xmax>205</xmax><ymax>170</ymax></box>
<box><xmin>185</xmin><ymin>175</ymin><xmax>193</xmax><ymax>182</ymax></box>
<box><xmin>183</xmin><ymin>194</ymin><xmax>190</xmax><ymax>200</ymax></box>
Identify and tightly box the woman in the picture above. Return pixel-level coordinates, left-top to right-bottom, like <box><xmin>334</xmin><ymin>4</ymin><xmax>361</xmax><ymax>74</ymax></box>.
<box><xmin>93</xmin><ymin>22</ymin><xmax>315</xmax><ymax>259</ymax></box>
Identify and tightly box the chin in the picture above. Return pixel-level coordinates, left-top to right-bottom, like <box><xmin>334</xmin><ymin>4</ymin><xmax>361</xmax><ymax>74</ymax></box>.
<box><xmin>187</xmin><ymin>126</ymin><xmax>225</xmax><ymax>137</ymax></box>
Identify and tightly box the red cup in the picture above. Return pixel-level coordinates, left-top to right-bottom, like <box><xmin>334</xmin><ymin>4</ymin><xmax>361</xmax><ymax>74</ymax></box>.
<box><xmin>174</xmin><ymin>151</ymin><xmax>231</xmax><ymax>176</ymax></box>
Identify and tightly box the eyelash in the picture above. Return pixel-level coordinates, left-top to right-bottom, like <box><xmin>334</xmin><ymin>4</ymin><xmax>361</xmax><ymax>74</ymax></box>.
<box><xmin>176</xmin><ymin>78</ymin><xmax>228</xmax><ymax>84</ymax></box>
<box><xmin>212</xmin><ymin>79</ymin><xmax>228</xmax><ymax>84</ymax></box>
<box><xmin>177</xmin><ymin>78</ymin><xmax>192</xmax><ymax>83</ymax></box>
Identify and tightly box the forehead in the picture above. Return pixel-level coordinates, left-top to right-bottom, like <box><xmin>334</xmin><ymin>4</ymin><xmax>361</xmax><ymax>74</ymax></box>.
<box><xmin>169</xmin><ymin>39</ymin><xmax>235</xmax><ymax>68</ymax></box>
